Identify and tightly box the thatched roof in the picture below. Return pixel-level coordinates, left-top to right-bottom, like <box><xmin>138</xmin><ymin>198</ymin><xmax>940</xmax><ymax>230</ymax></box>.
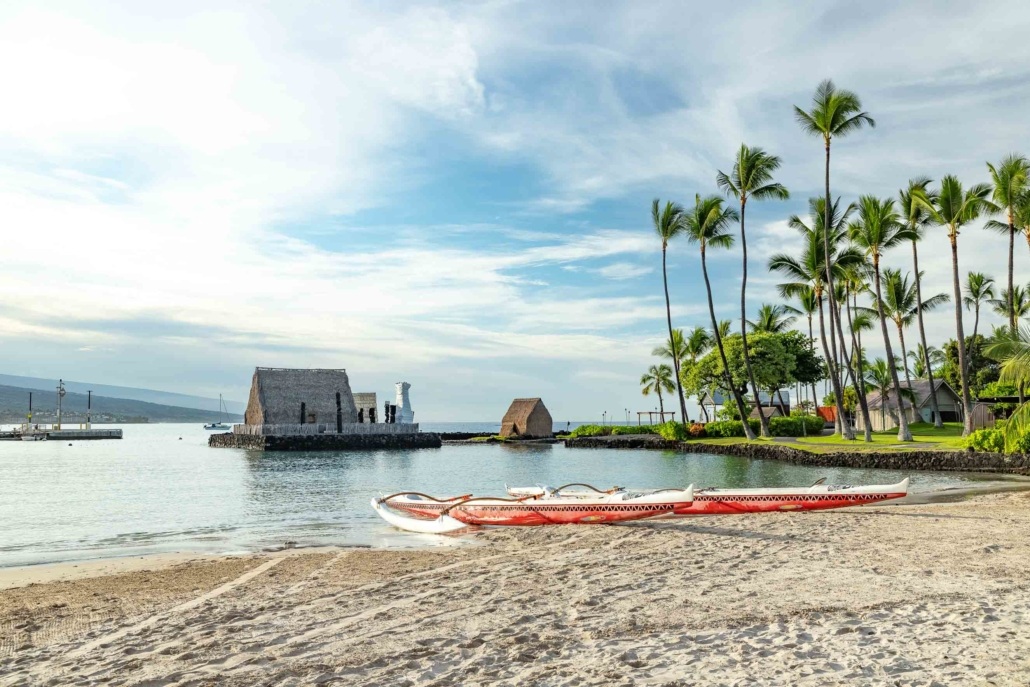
<box><xmin>245</xmin><ymin>368</ymin><xmax>358</xmax><ymax>425</ymax></box>
<box><xmin>500</xmin><ymin>397</ymin><xmax>553</xmax><ymax>438</ymax></box>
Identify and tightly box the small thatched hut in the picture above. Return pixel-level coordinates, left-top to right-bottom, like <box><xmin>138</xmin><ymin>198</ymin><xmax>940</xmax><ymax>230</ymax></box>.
<box><xmin>500</xmin><ymin>398</ymin><xmax>553</xmax><ymax>438</ymax></box>
<box><xmin>244</xmin><ymin>368</ymin><xmax>358</xmax><ymax>426</ymax></box>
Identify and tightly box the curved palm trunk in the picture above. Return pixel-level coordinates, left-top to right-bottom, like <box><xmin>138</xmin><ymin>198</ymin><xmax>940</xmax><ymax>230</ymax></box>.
<box><xmin>972</xmin><ymin>304</ymin><xmax>980</xmax><ymax>342</ymax></box>
<box><xmin>657</xmin><ymin>388</ymin><xmax>665</xmax><ymax>415</ymax></box>
<box><xmin>662</xmin><ymin>247</ymin><xmax>690</xmax><ymax>426</ymax></box>
<box><xmin>822</xmin><ymin>139</ymin><xmax>853</xmax><ymax>439</ymax></box>
<box><xmin>808</xmin><ymin>313</ymin><xmax>818</xmax><ymax>411</ymax></box>
<box><xmin>844</xmin><ymin>290</ymin><xmax>873</xmax><ymax>441</ymax></box>
<box><xmin>739</xmin><ymin>200</ymin><xmax>770</xmax><ymax>437</ymax></box>
<box><xmin>949</xmin><ymin>232</ymin><xmax>975</xmax><ymax>436</ymax></box>
<box><xmin>1008</xmin><ymin>216</ymin><xmax>1016</xmax><ymax>332</ymax></box>
<box><xmin>701</xmin><ymin>245</ymin><xmax>755</xmax><ymax>439</ymax></box>
<box><xmin>912</xmin><ymin>241</ymin><xmax>943</xmax><ymax>428</ymax></box>
<box><xmin>873</xmin><ymin>257</ymin><xmax>912</xmax><ymax>441</ymax></box>
<box><xmin>896</xmin><ymin>322</ymin><xmax>912</xmax><ymax>390</ymax></box>
<box><xmin>816</xmin><ymin>293</ymin><xmax>840</xmax><ymax>435</ymax></box>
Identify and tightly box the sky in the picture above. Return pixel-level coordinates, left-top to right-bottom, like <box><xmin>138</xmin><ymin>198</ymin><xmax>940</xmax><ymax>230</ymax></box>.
<box><xmin>1</xmin><ymin>0</ymin><xmax>1029</xmax><ymax>421</ymax></box>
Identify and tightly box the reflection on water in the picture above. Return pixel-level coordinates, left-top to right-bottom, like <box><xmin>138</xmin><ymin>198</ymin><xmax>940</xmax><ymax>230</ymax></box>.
<box><xmin>0</xmin><ymin>424</ymin><xmax>1021</xmax><ymax>567</ymax></box>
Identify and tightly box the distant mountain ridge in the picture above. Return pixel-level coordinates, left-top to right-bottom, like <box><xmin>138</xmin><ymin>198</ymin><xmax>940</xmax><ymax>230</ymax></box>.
<box><xmin>0</xmin><ymin>374</ymin><xmax>245</xmax><ymax>414</ymax></box>
<box><xmin>0</xmin><ymin>383</ymin><xmax>243</xmax><ymax>424</ymax></box>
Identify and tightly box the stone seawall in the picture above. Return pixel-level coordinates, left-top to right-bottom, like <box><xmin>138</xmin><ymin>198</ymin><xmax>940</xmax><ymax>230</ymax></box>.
<box><xmin>209</xmin><ymin>432</ymin><xmax>442</xmax><ymax>451</ymax></box>
<box><xmin>564</xmin><ymin>435</ymin><xmax>1030</xmax><ymax>474</ymax></box>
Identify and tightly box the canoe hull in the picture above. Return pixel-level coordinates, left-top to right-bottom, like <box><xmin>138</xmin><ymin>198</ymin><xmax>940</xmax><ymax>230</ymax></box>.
<box><xmin>383</xmin><ymin>493</ymin><xmax>693</xmax><ymax>526</ymax></box>
<box><xmin>684</xmin><ymin>489</ymin><xmax>907</xmax><ymax>514</ymax></box>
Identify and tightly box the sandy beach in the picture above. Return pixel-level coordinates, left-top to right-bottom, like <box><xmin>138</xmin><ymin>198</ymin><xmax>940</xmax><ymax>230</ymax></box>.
<box><xmin>2</xmin><ymin>492</ymin><xmax>1029</xmax><ymax>686</ymax></box>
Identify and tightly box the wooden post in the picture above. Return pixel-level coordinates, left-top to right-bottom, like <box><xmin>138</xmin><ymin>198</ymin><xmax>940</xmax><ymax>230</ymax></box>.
<box><xmin>300</xmin><ymin>402</ymin><xmax>306</xmax><ymax>425</ymax></box>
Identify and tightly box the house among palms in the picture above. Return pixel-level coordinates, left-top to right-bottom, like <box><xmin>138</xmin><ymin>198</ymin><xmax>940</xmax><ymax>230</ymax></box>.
<box><xmin>698</xmin><ymin>390</ymin><xmax>790</xmax><ymax>420</ymax></box>
<box><xmin>858</xmin><ymin>379</ymin><xmax>962</xmax><ymax>432</ymax></box>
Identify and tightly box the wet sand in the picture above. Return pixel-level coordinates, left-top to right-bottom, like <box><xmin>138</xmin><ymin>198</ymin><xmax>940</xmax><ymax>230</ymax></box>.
<box><xmin>2</xmin><ymin>493</ymin><xmax>1029</xmax><ymax>686</ymax></box>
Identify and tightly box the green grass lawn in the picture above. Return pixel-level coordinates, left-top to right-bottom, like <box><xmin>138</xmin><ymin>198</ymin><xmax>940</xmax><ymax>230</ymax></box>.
<box><xmin>683</xmin><ymin>423</ymin><xmax>967</xmax><ymax>453</ymax></box>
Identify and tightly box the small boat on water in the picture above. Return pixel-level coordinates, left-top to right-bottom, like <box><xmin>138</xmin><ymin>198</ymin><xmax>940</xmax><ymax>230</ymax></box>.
<box><xmin>20</xmin><ymin>432</ymin><xmax>47</xmax><ymax>441</ymax></box>
<box><xmin>204</xmin><ymin>394</ymin><xmax>231</xmax><ymax>431</ymax></box>
<box><xmin>374</xmin><ymin>484</ymin><xmax>695</xmax><ymax>532</ymax></box>
<box><xmin>506</xmin><ymin>478</ymin><xmax>910</xmax><ymax>514</ymax></box>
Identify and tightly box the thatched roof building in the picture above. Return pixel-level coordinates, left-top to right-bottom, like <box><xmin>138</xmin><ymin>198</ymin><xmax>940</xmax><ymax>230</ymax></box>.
<box><xmin>500</xmin><ymin>398</ymin><xmax>553</xmax><ymax>438</ymax></box>
<box><xmin>244</xmin><ymin>368</ymin><xmax>358</xmax><ymax>426</ymax></box>
<box><xmin>352</xmin><ymin>392</ymin><xmax>377</xmax><ymax>422</ymax></box>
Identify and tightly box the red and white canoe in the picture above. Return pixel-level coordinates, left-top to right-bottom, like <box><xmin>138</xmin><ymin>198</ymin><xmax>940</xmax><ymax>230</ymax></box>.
<box><xmin>373</xmin><ymin>485</ymin><xmax>694</xmax><ymax>531</ymax></box>
<box><xmin>507</xmin><ymin>478</ymin><xmax>910</xmax><ymax>515</ymax></box>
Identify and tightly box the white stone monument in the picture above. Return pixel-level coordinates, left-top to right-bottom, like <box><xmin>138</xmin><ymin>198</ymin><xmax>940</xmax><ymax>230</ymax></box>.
<box><xmin>395</xmin><ymin>382</ymin><xmax>415</xmax><ymax>424</ymax></box>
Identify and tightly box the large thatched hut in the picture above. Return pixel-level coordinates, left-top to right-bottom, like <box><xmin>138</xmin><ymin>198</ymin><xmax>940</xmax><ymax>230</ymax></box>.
<box><xmin>500</xmin><ymin>398</ymin><xmax>553</xmax><ymax>438</ymax></box>
<box><xmin>244</xmin><ymin>368</ymin><xmax>358</xmax><ymax>426</ymax></box>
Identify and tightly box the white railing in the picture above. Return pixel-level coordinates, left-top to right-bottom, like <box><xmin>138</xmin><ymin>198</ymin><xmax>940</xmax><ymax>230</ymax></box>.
<box><xmin>232</xmin><ymin>423</ymin><xmax>420</xmax><ymax>436</ymax></box>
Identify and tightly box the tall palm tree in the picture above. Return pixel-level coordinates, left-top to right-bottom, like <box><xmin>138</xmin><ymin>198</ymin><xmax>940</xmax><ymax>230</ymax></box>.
<box><xmin>913</xmin><ymin>176</ymin><xmax>998</xmax><ymax>436</ymax></box>
<box><xmin>640</xmin><ymin>364</ymin><xmax>675</xmax><ymax>416</ymax></box>
<box><xmin>908</xmin><ymin>343</ymin><xmax>944</xmax><ymax>379</ymax></box>
<box><xmin>682</xmin><ymin>194</ymin><xmax>753</xmax><ymax>437</ymax></box>
<box><xmin>717</xmin><ymin>144</ymin><xmax>790</xmax><ymax>438</ymax></box>
<box><xmin>748</xmin><ymin>304</ymin><xmax>798</xmax><ymax>333</ymax></box>
<box><xmin>991</xmin><ymin>285</ymin><xmax>1030</xmax><ymax>327</ymax></box>
<box><xmin>985</xmin><ymin>155</ymin><xmax>1029</xmax><ymax>332</ymax></box>
<box><xmin>899</xmin><ymin>177</ymin><xmax>945</xmax><ymax>428</ymax></box>
<box><xmin>771</xmin><ymin>197</ymin><xmax>866</xmax><ymax>438</ymax></box>
<box><xmin>795</xmin><ymin>80</ymin><xmax>875</xmax><ymax>440</ymax></box>
<box><xmin>652</xmin><ymin>199</ymin><xmax>690</xmax><ymax>426</ymax></box>
<box><xmin>848</xmin><ymin>196</ymin><xmax>917</xmax><ymax>441</ymax></box>
<box><xmin>879</xmin><ymin>268</ymin><xmax>950</xmax><ymax>388</ymax></box>
<box><xmin>964</xmin><ymin>272</ymin><xmax>996</xmax><ymax>342</ymax></box>
<box><xmin>839</xmin><ymin>266</ymin><xmax>875</xmax><ymax>441</ymax></box>
<box><xmin>652</xmin><ymin>329</ymin><xmax>688</xmax><ymax>369</ymax></box>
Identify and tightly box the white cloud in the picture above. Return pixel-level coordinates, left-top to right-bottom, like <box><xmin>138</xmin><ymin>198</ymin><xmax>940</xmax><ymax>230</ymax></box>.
<box><xmin>596</xmin><ymin>262</ymin><xmax>653</xmax><ymax>280</ymax></box>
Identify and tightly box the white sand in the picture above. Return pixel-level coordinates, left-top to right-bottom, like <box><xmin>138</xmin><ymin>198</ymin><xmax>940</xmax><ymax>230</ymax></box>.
<box><xmin>2</xmin><ymin>493</ymin><xmax>1029</xmax><ymax>685</ymax></box>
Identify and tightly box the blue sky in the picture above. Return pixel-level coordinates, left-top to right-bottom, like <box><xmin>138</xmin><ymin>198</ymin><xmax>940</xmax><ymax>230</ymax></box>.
<box><xmin>1</xmin><ymin>1</ymin><xmax>1028</xmax><ymax>421</ymax></box>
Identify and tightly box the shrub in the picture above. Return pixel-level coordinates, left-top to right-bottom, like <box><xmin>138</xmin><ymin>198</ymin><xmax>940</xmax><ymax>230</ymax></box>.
<box><xmin>569</xmin><ymin>424</ymin><xmax>605</xmax><ymax>438</ymax></box>
<box><xmin>704</xmin><ymin>419</ymin><xmax>761</xmax><ymax>438</ymax></box>
<box><xmin>655</xmin><ymin>420</ymin><xmax>687</xmax><ymax>441</ymax></box>
<box><xmin>964</xmin><ymin>428</ymin><xmax>1005</xmax><ymax>453</ymax></box>
<box><xmin>766</xmin><ymin>415</ymin><xmax>825</xmax><ymax>437</ymax></box>
<box><xmin>687</xmin><ymin>422</ymin><xmax>707</xmax><ymax>439</ymax></box>
<box><xmin>1011</xmin><ymin>431</ymin><xmax>1030</xmax><ymax>455</ymax></box>
<box><xmin>568</xmin><ymin>424</ymin><xmax>657</xmax><ymax>438</ymax></box>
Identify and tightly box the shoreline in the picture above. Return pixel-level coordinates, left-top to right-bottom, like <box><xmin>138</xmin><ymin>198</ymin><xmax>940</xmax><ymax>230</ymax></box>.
<box><xmin>3</xmin><ymin>492</ymin><xmax>1029</xmax><ymax>684</ymax></box>
<box><xmin>565</xmin><ymin>434</ymin><xmax>1030</xmax><ymax>473</ymax></box>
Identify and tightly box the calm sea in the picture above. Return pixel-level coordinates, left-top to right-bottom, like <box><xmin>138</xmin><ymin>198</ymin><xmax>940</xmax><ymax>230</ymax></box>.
<box><xmin>0</xmin><ymin>423</ymin><xmax>1012</xmax><ymax>567</ymax></box>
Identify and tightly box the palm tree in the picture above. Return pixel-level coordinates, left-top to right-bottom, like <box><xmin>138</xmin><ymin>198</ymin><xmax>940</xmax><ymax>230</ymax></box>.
<box><xmin>848</xmin><ymin>196</ymin><xmax>917</xmax><ymax>441</ymax></box>
<box><xmin>717</xmin><ymin>144</ymin><xmax>790</xmax><ymax>438</ymax></box>
<box><xmin>1017</xmin><ymin>192</ymin><xmax>1030</xmax><ymax>255</ymax></box>
<box><xmin>652</xmin><ymin>199</ymin><xmax>690</xmax><ymax>426</ymax></box>
<box><xmin>770</xmin><ymin>197</ymin><xmax>866</xmax><ymax>438</ymax></box>
<box><xmin>683</xmin><ymin>194</ymin><xmax>753</xmax><ymax>438</ymax></box>
<box><xmin>640</xmin><ymin>364</ymin><xmax>675</xmax><ymax>416</ymax></box>
<box><xmin>748</xmin><ymin>304</ymin><xmax>798</xmax><ymax>333</ymax></box>
<box><xmin>899</xmin><ymin>177</ymin><xmax>945</xmax><ymax>428</ymax></box>
<box><xmin>985</xmin><ymin>155</ymin><xmax>1029</xmax><ymax>331</ymax></box>
<box><xmin>652</xmin><ymin>329</ymin><xmax>688</xmax><ymax>368</ymax></box>
<box><xmin>716</xmin><ymin>319</ymin><xmax>732</xmax><ymax>341</ymax></box>
<box><xmin>991</xmin><ymin>285</ymin><xmax>1030</xmax><ymax>327</ymax></box>
<box><xmin>795</xmin><ymin>80</ymin><xmax>875</xmax><ymax>440</ymax></box>
<box><xmin>913</xmin><ymin>176</ymin><xmax>998</xmax><ymax>436</ymax></box>
<box><xmin>908</xmin><ymin>343</ymin><xmax>944</xmax><ymax>379</ymax></box>
<box><xmin>984</xmin><ymin>325</ymin><xmax>1030</xmax><ymax>450</ymax></box>
<box><xmin>964</xmin><ymin>272</ymin><xmax>996</xmax><ymax>341</ymax></box>
<box><xmin>879</xmin><ymin>268</ymin><xmax>950</xmax><ymax>388</ymax></box>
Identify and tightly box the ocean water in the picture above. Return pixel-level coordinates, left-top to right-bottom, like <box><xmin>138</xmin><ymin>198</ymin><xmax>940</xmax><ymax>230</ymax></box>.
<box><xmin>0</xmin><ymin>423</ymin><xmax>1012</xmax><ymax>568</ymax></box>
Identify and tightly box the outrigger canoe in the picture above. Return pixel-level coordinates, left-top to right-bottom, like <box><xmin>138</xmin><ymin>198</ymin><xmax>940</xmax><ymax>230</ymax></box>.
<box><xmin>373</xmin><ymin>484</ymin><xmax>694</xmax><ymax>531</ymax></box>
<box><xmin>506</xmin><ymin>478</ymin><xmax>910</xmax><ymax>514</ymax></box>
